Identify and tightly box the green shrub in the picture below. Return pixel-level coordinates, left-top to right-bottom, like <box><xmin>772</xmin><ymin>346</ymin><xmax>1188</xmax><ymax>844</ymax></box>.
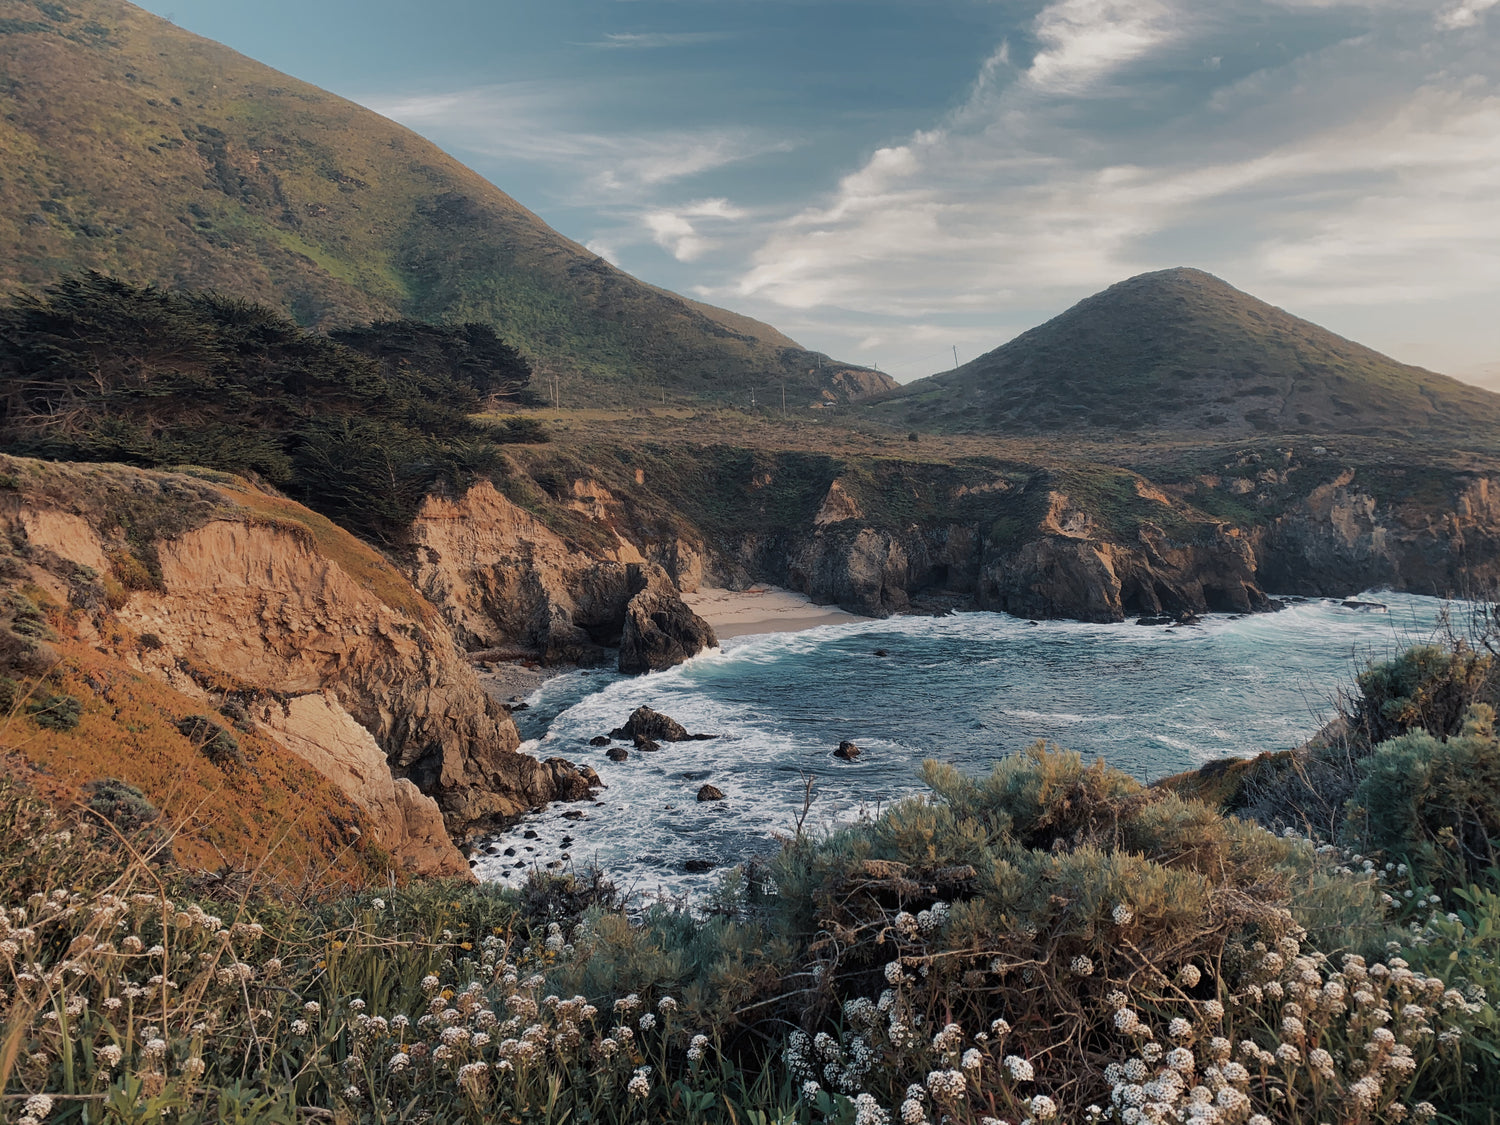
<box><xmin>175</xmin><ymin>714</ymin><xmax>244</xmax><ymax>770</ymax></box>
<box><xmin>1345</xmin><ymin>704</ymin><xmax>1500</xmax><ymax>890</ymax></box>
<box><xmin>25</xmin><ymin>689</ymin><xmax>80</xmax><ymax>731</ymax></box>
<box><xmin>1352</xmin><ymin>642</ymin><xmax>1493</xmax><ymax>746</ymax></box>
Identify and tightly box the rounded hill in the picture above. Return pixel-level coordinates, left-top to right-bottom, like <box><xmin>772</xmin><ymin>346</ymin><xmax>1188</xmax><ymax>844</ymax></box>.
<box><xmin>870</xmin><ymin>267</ymin><xmax>1500</xmax><ymax>438</ymax></box>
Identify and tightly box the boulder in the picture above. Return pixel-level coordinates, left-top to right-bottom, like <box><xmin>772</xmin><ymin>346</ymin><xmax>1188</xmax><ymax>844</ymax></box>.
<box><xmin>544</xmin><ymin>758</ymin><xmax>596</xmax><ymax>802</ymax></box>
<box><xmin>834</xmin><ymin>740</ymin><xmax>861</xmax><ymax>761</ymax></box>
<box><xmin>588</xmin><ymin>735</ymin><xmax>610</xmax><ymax>747</ymax></box>
<box><xmin>697</xmin><ymin>784</ymin><xmax>725</xmax><ymax>802</ymax></box>
<box><xmin>683</xmin><ymin>858</ymin><xmax>717</xmax><ymax>872</ymax></box>
<box><xmin>611</xmin><ymin>705</ymin><xmax>690</xmax><ymax>742</ymax></box>
<box><xmin>618</xmin><ymin>563</ymin><xmax>718</xmax><ymax>674</ymax></box>
<box><xmin>635</xmin><ymin>738</ymin><xmax>661</xmax><ymax>753</ymax></box>
<box><xmin>605</xmin><ymin>746</ymin><xmax>629</xmax><ymax>762</ymax></box>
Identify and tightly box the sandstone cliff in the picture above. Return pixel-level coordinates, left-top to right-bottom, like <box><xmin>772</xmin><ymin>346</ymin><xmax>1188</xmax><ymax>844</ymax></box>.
<box><xmin>0</xmin><ymin>457</ymin><xmax>578</xmax><ymax>876</ymax></box>
<box><xmin>409</xmin><ymin>479</ymin><xmax>716</xmax><ymax>671</ymax></box>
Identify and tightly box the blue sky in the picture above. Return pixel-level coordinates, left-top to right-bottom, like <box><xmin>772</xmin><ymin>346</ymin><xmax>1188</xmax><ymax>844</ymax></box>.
<box><xmin>136</xmin><ymin>0</ymin><xmax>1500</xmax><ymax>385</ymax></box>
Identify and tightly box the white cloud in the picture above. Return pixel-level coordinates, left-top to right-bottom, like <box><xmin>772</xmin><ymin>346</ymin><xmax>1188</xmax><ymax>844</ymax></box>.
<box><xmin>1025</xmin><ymin>0</ymin><xmax>1176</xmax><ymax>93</ymax></box>
<box><xmin>718</xmin><ymin>0</ymin><xmax>1500</xmax><ymax>376</ymax></box>
<box><xmin>1438</xmin><ymin>0</ymin><xmax>1499</xmax><ymax>29</ymax></box>
<box><xmin>642</xmin><ymin>198</ymin><xmax>748</xmax><ymax>261</ymax></box>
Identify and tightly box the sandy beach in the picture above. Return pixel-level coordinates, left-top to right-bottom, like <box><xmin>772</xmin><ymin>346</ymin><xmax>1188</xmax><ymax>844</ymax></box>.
<box><xmin>684</xmin><ymin>584</ymin><xmax>870</xmax><ymax>639</ymax></box>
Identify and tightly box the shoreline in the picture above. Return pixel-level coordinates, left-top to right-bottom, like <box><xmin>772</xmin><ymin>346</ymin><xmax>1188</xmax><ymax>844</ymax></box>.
<box><xmin>684</xmin><ymin>584</ymin><xmax>871</xmax><ymax>639</ymax></box>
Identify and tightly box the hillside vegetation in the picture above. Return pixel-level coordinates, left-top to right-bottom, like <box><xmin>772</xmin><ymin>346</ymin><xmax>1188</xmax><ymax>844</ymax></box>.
<box><xmin>0</xmin><ymin>0</ymin><xmax>891</xmax><ymax>408</ymax></box>
<box><xmin>870</xmin><ymin>269</ymin><xmax>1500</xmax><ymax>440</ymax></box>
<box><xmin>0</xmin><ymin>273</ymin><xmax>534</xmax><ymax>540</ymax></box>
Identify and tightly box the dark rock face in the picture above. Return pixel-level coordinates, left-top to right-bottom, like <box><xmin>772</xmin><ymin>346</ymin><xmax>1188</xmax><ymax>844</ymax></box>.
<box><xmin>605</xmin><ymin>746</ymin><xmax>629</xmax><ymax>762</ymax></box>
<box><xmin>1251</xmin><ymin>472</ymin><xmax>1500</xmax><ymax>599</ymax></box>
<box><xmin>977</xmin><ymin>516</ymin><xmax>1270</xmax><ymax>625</ymax></box>
<box><xmin>834</xmin><ymin>740</ymin><xmax>860</xmax><ymax>760</ymax></box>
<box><xmin>634</xmin><ymin>738</ymin><xmax>661</xmax><ymax>753</ymax></box>
<box><xmin>610</xmin><ymin>706</ymin><xmax>691</xmax><ymax>743</ymax></box>
<box><xmin>588</xmin><ymin>735</ymin><xmax>610</xmax><ymax>747</ymax></box>
<box><xmin>618</xmin><ymin>564</ymin><xmax>718</xmax><ymax>674</ymax></box>
<box><xmin>543</xmin><ymin>758</ymin><xmax>599</xmax><ymax>802</ymax></box>
<box><xmin>683</xmin><ymin>858</ymin><xmax>716</xmax><ymax>872</ymax></box>
<box><xmin>696</xmin><ymin>784</ymin><xmax>725</xmax><ymax>802</ymax></box>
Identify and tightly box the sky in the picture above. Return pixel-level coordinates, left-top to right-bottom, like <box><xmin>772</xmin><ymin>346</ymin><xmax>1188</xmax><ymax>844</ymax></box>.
<box><xmin>134</xmin><ymin>0</ymin><xmax>1500</xmax><ymax>386</ymax></box>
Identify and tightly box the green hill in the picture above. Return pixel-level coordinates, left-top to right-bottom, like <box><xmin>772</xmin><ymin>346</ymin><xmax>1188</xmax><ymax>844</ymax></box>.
<box><xmin>869</xmin><ymin>267</ymin><xmax>1500</xmax><ymax>438</ymax></box>
<box><xmin>0</xmin><ymin>0</ymin><xmax>893</xmax><ymax>407</ymax></box>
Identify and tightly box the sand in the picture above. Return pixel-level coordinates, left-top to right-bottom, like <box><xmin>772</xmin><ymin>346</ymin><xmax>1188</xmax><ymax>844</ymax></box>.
<box><xmin>684</xmin><ymin>584</ymin><xmax>870</xmax><ymax>639</ymax></box>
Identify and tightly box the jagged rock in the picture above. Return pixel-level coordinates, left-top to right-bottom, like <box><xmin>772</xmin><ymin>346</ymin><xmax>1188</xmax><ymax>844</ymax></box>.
<box><xmin>588</xmin><ymin>735</ymin><xmax>610</xmax><ymax>746</ymax></box>
<box><xmin>874</xmin><ymin>648</ymin><xmax>890</xmax><ymax>657</ymax></box>
<box><xmin>618</xmin><ymin>563</ymin><xmax>718</xmax><ymax>674</ymax></box>
<box><xmin>697</xmin><ymin>784</ymin><xmax>725</xmax><ymax>801</ymax></box>
<box><xmin>611</xmin><ymin>706</ymin><xmax>690</xmax><ymax>742</ymax></box>
<box><xmin>524</xmin><ymin>829</ymin><xmax>539</xmax><ymax>839</ymax></box>
<box><xmin>683</xmin><ymin>859</ymin><xmax>716</xmax><ymax>872</ymax></box>
<box><xmin>635</xmin><ymin>738</ymin><xmax>661</xmax><ymax>753</ymax></box>
<box><xmin>606</xmin><ymin>747</ymin><xmax>629</xmax><ymax>762</ymax></box>
<box><xmin>834</xmin><ymin>740</ymin><xmax>861</xmax><ymax>761</ymax></box>
<box><xmin>1136</xmin><ymin>616</ymin><xmax>1173</xmax><ymax>626</ymax></box>
<box><xmin>578</xmin><ymin>765</ymin><xmax>603</xmax><ymax>788</ymax></box>
<box><xmin>544</xmin><ymin>758</ymin><xmax>595</xmax><ymax>802</ymax></box>
<box><xmin>563</xmin><ymin>809</ymin><xmax>586</xmax><ymax>820</ymax></box>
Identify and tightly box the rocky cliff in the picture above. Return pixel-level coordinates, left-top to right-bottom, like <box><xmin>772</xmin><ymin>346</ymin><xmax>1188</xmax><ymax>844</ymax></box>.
<box><xmin>431</xmin><ymin>444</ymin><xmax>1500</xmax><ymax>638</ymax></box>
<box><xmin>1252</xmin><ymin>470</ymin><xmax>1500</xmax><ymax>598</ymax></box>
<box><xmin>0</xmin><ymin>457</ymin><xmax>583</xmax><ymax>876</ymax></box>
<box><xmin>408</xmin><ymin>479</ymin><xmax>716</xmax><ymax>670</ymax></box>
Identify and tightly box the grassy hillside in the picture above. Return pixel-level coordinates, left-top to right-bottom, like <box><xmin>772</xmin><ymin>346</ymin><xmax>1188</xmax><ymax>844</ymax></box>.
<box><xmin>869</xmin><ymin>267</ymin><xmax>1500</xmax><ymax>439</ymax></box>
<box><xmin>0</xmin><ymin>0</ymin><xmax>892</xmax><ymax>407</ymax></box>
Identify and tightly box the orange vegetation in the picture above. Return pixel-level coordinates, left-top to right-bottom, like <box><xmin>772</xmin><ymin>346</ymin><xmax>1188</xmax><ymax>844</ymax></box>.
<box><xmin>1</xmin><ymin>635</ymin><xmax>392</xmax><ymax>891</ymax></box>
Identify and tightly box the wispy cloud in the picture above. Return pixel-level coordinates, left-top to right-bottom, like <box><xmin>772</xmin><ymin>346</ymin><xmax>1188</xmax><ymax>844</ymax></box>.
<box><xmin>582</xmin><ymin>31</ymin><xmax>735</xmax><ymax>49</ymax></box>
<box><xmin>644</xmin><ymin>198</ymin><xmax>747</xmax><ymax>260</ymax></box>
<box><xmin>364</xmin><ymin>83</ymin><xmax>792</xmax><ymax>197</ymax></box>
<box><xmin>1025</xmin><ymin>0</ymin><xmax>1177</xmax><ymax>93</ymax></box>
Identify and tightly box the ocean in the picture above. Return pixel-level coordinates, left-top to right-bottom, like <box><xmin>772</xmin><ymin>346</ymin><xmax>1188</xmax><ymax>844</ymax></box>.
<box><xmin>473</xmin><ymin>592</ymin><xmax>1459</xmax><ymax>897</ymax></box>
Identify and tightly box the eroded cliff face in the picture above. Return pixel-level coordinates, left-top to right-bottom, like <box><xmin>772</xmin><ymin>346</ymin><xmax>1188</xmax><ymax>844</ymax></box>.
<box><xmin>1253</xmin><ymin>472</ymin><xmax>1500</xmax><ymax>597</ymax></box>
<box><xmin>0</xmin><ymin>458</ymin><xmax>573</xmax><ymax>874</ymax></box>
<box><xmin>409</xmin><ymin>480</ymin><xmax>715</xmax><ymax>670</ymax></box>
<box><xmin>696</xmin><ymin>474</ymin><xmax>1268</xmax><ymax>624</ymax></box>
<box><xmin>976</xmin><ymin>493</ymin><xmax>1269</xmax><ymax>623</ymax></box>
<box><xmin>113</xmin><ymin>516</ymin><xmax>558</xmax><ymax>836</ymax></box>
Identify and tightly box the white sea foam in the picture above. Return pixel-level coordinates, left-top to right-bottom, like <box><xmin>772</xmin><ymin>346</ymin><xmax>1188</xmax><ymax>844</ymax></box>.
<box><xmin>474</xmin><ymin>591</ymin><xmax>1460</xmax><ymax>897</ymax></box>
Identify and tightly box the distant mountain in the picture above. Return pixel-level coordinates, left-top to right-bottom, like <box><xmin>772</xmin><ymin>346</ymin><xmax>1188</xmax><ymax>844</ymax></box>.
<box><xmin>868</xmin><ymin>268</ymin><xmax>1500</xmax><ymax>437</ymax></box>
<box><xmin>0</xmin><ymin>0</ymin><xmax>892</xmax><ymax>407</ymax></box>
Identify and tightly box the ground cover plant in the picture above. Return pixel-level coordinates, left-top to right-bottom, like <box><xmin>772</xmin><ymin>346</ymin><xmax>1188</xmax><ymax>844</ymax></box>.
<box><xmin>3</xmin><ymin>634</ymin><xmax>1500</xmax><ymax>1124</ymax></box>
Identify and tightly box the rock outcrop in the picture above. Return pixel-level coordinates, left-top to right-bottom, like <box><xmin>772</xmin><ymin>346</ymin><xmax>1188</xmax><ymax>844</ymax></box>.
<box><xmin>618</xmin><ymin>564</ymin><xmax>718</xmax><ymax>674</ymax></box>
<box><xmin>0</xmin><ymin>458</ymin><xmax>578</xmax><ymax>874</ymax></box>
<box><xmin>409</xmin><ymin>480</ymin><xmax>712</xmax><ymax>666</ymax></box>
<box><xmin>977</xmin><ymin>496</ymin><xmax>1271</xmax><ymax>623</ymax></box>
<box><xmin>1253</xmin><ymin>472</ymin><xmax>1500</xmax><ymax>598</ymax></box>
<box><xmin>610</xmin><ymin>707</ymin><xmax>689</xmax><ymax>742</ymax></box>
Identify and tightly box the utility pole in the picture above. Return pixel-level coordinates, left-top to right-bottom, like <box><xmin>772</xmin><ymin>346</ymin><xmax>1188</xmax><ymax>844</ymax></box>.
<box><xmin>953</xmin><ymin>345</ymin><xmax>959</xmax><ymax>369</ymax></box>
<box><xmin>781</xmin><ymin>383</ymin><xmax>786</xmax><ymax>417</ymax></box>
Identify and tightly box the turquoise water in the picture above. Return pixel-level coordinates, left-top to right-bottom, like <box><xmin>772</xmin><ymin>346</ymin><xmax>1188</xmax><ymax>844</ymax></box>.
<box><xmin>475</xmin><ymin>592</ymin><xmax>1456</xmax><ymax>896</ymax></box>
